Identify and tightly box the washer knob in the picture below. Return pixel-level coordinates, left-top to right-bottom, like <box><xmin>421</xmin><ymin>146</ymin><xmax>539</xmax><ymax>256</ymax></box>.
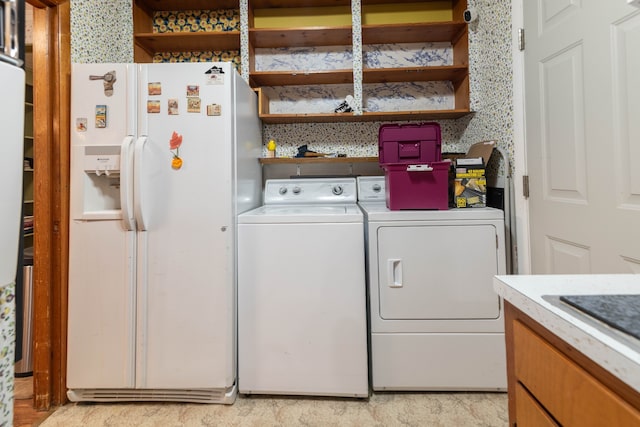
<box><xmin>292</xmin><ymin>186</ymin><xmax>302</xmax><ymax>194</ymax></box>
<box><xmin>332</xmin><ymin>185</ymin><xmax>344</xmax><ymax>195</ymax></box>
<box><xmin>279</xmin><ymin>187</ymin><xmax>288</xmax><ymax>195</ymax></box>
<box><xmin>372</xmin><ymin>184</ymin><xmax>382</xmax><ymax>192</ymax></box>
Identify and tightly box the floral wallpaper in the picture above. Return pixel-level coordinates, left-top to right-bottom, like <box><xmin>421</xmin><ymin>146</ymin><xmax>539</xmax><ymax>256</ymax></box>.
<box><xmin>0</xmin><ymin>284</ymin><xmax>15</xmax><ymax>426</ymax></box>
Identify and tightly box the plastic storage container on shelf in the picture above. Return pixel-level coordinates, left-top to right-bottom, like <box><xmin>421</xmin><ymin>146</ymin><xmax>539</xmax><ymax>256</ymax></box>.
<box><xmin>378</xmin><ymin>123</ymin><xmax>449</xmax><ymax>210</ymax></box>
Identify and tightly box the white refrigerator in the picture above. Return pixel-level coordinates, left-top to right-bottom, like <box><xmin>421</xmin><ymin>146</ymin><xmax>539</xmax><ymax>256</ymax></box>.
<box><xmin>0</xmin><ymin>1</ymin><xmax>25</xmax><ymax>421</ymax></box>
<box><xmin>67</xmin><ymin>62</ymin><xmax>262</xmax><ymax>403</ymax></box>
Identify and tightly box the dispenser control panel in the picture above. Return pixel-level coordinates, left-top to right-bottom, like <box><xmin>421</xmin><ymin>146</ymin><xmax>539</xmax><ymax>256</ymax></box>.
<box><xmin>83</xmin><ymin>146</ymin><xmax>120</xmax><ymax>176</ymax></box>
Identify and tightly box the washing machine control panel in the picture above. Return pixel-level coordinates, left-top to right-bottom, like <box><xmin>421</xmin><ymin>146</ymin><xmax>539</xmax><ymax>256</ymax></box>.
<box><xmin>264</xmin><ymin>178</ymin><xmax>357</xmax><ymax>205</ymax></box>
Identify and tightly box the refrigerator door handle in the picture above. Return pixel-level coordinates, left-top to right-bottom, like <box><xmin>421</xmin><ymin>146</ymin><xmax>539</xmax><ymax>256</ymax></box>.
<box><xmin>120</xmin><ymin>136</ymin><xmax>136</xmax><ymax>231</ymax></box>
<box><xmin>133</xmin><ymin>136</ymin><xmax>148</xmax><ymax>231</ymax></box>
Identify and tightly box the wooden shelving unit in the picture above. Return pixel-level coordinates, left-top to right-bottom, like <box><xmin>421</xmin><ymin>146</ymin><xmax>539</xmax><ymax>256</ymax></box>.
<box><xmin>23</xmin><ymin>77</ymin><xmax>34</xmax><ymax>248</ymax></box>
<box><xmin>133</xmin><ymin>0</ymin><xmax>241</xmax><ymax>63</ymax></box>
<box><xmin>248</xmin><ymin>0</ymin><xmax>470</xmax><ymax>123</ymax></box>
<box><xmin>131</xmin><ymin>0</ymin><xmax>471</xmax><ymax>123</ymax></box>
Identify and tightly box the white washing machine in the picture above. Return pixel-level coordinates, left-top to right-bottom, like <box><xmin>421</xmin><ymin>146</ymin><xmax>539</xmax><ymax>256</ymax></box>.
<box><xmin>357</xmin><ymin>176</ymin><xmax>507</xmax><ymax>391</ymax></box>
<box><xmin>238</xmin><ymin>178</ymin><xmax>368</xmax><ymax>397</ymax></box>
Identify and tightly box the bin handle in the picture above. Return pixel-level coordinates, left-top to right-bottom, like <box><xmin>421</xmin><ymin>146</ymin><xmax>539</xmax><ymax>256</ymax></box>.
<box><xmin>407</xmin><ymin>164</ymin><xmax>433</xmax><ymax>172</ymax></box>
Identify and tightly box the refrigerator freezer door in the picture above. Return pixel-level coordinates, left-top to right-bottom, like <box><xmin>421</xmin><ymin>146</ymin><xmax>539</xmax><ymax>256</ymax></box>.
<box><xmin>67</xmin><ymin>221</ymin><xmax>137</xmax><ymax>389</ymax></box>
<box><xmin>67</xmin><ymin>63</ymin><xmax>137</xmax><ymax>389</ymax></box>
<box><xmin>0</xmin><ymin>61</ymin><xmax>24</xmax><ymax>286</ymax></box>
<box><xmin>135</xmin><ymin>63</ymin><xmax>236</xmax><ymax>389</ymax></box>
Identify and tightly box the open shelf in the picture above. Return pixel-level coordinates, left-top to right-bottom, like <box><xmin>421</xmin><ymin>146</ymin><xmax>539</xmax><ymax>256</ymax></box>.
<box><xmin>250</xmin><ymin>69</ymin><xmax>353</xmax><ymax>86</ymax></box>
<box><xmin>258</xmin><ymin>109</ymin><xmax>471</xmax><ymax>124</ymax></box>
<box><xmin>259</xmin><ymin>156</ymin><xmax>378</xmax><ymax>165</ymax></box>
<box><xmin>363</xmin><ymin>65</ymin><xmax>467</xmax><ymax>84</ymax></box>
<box><xmin>135</xmin><ymin>0</ymin><xmax>239</xmax><ymax>11</ymax></box>
<box><xmin>135</xmin><ymin>31</ymin><xmax>240</xmax><ymax>55</ymax></box>
<box><xmin>362</xmin><ymin>21</ymin><xmax>466</xmax><ymax>45</ymax></box>
<box><xmin>250</xmin><ymin>26</ymin><xmax>352</xmax><ymax>48</ymax></box>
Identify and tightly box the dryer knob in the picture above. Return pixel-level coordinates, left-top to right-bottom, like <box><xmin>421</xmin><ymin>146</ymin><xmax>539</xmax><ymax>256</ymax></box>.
<box><xmin>292</xmin><ymin>186</ymin><xmax>301</xmax><ymax>194</ymax></box>
<box><xmin>372</xmin><ymin>184</ymin><xmax>382</xmax><ymax>192</ymax></box>
<box><xmin>279</xmin><ymin>187</ymin><xmax>288</xmax><ymax>195</ymax></box>
<box><xmin>332</xmin><ymin>185</ymin><xmax>344</xmax><ymax>195</ymax></box>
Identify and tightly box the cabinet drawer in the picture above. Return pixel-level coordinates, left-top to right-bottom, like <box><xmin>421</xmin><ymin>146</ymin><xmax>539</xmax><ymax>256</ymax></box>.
<box><xmin>513</xmin><ymin>320</ymin><xmax>640</xmax><ymax>426</ymax></box>
<box><xmin>515</xmin><ymin>383</ymin><xmax>559</xmax><ymax>427</ymax></box>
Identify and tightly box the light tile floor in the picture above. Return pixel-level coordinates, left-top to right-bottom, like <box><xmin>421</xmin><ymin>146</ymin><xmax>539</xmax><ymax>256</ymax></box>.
<box><xmin>40</xmin><ymin>392</ymin><xmax>508</xmax><ymax>426</ymax></box>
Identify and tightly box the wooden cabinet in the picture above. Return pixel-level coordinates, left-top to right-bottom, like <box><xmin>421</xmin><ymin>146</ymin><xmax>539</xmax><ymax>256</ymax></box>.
<box><xmin>505</xmin><ymin>303</ymin><xmax>640</xmax><ymax>427</ymax></box>
<box><xmin>133</xmin><ymin>0</ymin><xmax>241</xmax><ymax>65</ymax></box>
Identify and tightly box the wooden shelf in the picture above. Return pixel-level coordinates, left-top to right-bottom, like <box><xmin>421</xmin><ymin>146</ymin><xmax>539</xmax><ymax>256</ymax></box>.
<box><xmin>251</xmin><ymin>0</ymin><xmax>438</xmax><ymax>7</ymax></box>
<box><xmin>362</xmin><ymin>21</ymin><xmax>467</xmax><ymax>45</ymax></box>
<box><xmin>260</xmin><ymin>156</ymin><xmax>378</xmax><ymax>165</ymax></box>
<box><xmin>135</xmin><ymin>31</ymin><xmax>240</xmax><ymax>55</ymax></box>
<box><xmin>251</xmin><ymin>69</ymin><xmax>353</xmax><ymax>86</ymax></box>
<box><xmin>250</xmin><ymin>26</ymin><xmax>352</xmax><ymax>48</ymax></box>
<box><xmin>363</xmin><ymin>65</ymin><xmax>468</xmax><ymax>84</ymax></box>
<box><xmin>135</xmin><ymin>0</ymin><xmax>239</xmax><ymax>11</ymax></box>
<box><xmin>251</xmin><ymin>0</ymin><xmax>350</xmax><ymax>7</ymax></box>
<box><xmin>259</xmin><ymin>109</ymin><xmax>472</xmax><ymax>124</ymax></box>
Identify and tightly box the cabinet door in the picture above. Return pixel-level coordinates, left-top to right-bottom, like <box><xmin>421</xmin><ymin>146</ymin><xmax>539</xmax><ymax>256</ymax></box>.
<box><xmin>377</xmin><ymin>224</ymin><xmax>500</xmax><ymax>320</ymax></box>
<box><xmin>515</xmin><ymin>383</ymin><xmax>559</xmax><ymax>427</ymax></box>
<box><xmin>513</xmin><ymin>320</ymin><xmax>640</xmax><ymax>426</ymax></box>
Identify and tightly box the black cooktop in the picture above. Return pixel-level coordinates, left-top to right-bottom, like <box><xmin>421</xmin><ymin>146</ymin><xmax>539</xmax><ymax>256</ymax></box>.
<box><xmin>560</xmin><ymin>294</ymin><xmax>640</xmax><ymax>341</ymax></box>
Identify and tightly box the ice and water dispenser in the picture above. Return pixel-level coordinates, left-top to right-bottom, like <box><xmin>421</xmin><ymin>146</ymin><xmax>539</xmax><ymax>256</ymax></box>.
<box><xmin>72</xmin><ymin>145</ymin><xmax>122</xmax><ymax>219</ymax></box>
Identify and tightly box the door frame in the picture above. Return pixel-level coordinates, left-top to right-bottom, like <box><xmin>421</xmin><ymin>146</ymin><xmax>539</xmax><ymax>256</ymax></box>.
<box><xmin>511</xmin><ymin>0</ymin><xmax>531</xmax><ymax>274</ymax></box>
<box><xmin>28</xmin><ymin>0</ymin><xmax>70</xmax><ymax>410</ymax></box>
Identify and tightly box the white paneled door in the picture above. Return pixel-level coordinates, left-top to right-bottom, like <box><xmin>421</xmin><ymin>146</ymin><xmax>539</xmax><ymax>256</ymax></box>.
<box><xmin>525</xmin><ymin>0</ymin><xmax>640</xmax><ymax>273</ymax></box>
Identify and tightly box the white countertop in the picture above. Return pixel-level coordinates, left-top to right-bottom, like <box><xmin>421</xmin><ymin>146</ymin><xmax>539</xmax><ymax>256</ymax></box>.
<box><xmin>493</xmin><ymin>274</ymin><xmax>640</xmax><ymax>393</ymax></box>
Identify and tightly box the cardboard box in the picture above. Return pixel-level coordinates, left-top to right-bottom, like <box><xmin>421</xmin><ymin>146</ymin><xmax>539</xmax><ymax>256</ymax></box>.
<box><xmin>453</xmin><ymin>141</ymin><xmax>495</xmax><ymax>208</ymax></box>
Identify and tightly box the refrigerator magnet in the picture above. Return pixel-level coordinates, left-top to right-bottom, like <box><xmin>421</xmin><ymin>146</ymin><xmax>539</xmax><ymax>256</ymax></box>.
<box><xmin>169</xmin><ymin>131</ymin><xmax>183</xmax><ymax>170</ymax></box>
<box><xmin>148</xmin><ymin>82</ymin><xmax>162</xmax><ymax>96</ymax></box>
<box><xmin>95</xmin><ymin>105</ymin><xmax>107</xmax><ymax>128</ymax></box>
<box><xmin>76</xmin><ymin>118</ymin><xmax>87</xmax><ymax>132</ymax></box>
<box><xmin>205</xmin><ymin>65</ymin><xmax>225</xmax><ymax>85</ymax></box>
<box><xmin>168</xmin><ymin>99</ymin><xmax>179</xmax><ymax>115</ymax></box>
<box><xmin>206</xmin><ymin>74</ymin><xmax>224</xmax><ymax>85</ymax></box>
<box><xmin>186</xmin><ymin>85</ymin><xmax>199</xmax><ymax>97</ymax></box>
<box><xmin>187</xmin><ymin>97</ymin><xmax>201</xmax><ymax>113</ymax></box>
<box><xmin>207</xmin><ymin>104</ymin><xmax>221</xmax><ymax>116</ymax></box>
<box><xmin>147</xmin><ymin>100</ymin><xmax>161</xmax><ymax>114</ymax></box>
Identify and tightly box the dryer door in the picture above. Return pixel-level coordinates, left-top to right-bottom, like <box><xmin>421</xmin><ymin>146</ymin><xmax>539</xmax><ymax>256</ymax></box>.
<box><xmin>377</xmin><ymin>224</ymin><xmax>500</xmax><ymax>320</ymax></box>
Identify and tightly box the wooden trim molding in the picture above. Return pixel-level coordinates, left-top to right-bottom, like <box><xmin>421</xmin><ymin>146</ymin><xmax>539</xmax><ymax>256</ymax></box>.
<box><xmin>27</xmin><ymin>0</ymin><xmax>68</xmax><ymax>8</ymax></box>
<box><xmin>31</xmin><ymin>0</ymin><xmax>70</xmax><ymax>410</ymax></box>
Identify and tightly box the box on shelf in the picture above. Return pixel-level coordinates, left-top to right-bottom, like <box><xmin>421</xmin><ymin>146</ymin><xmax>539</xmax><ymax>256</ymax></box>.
<box><xmin>379</xmin><ymin>122</ymin><xmax>449</xmax><ymax>210</ymax></box>
<box><xmin>453</xmin><ymin>141</ymin><xmax>496</xmax><ymax>208</ymax></box>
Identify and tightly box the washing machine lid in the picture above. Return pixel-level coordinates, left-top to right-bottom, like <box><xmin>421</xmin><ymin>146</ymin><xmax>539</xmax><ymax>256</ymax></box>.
<box><xmin>238</xmin><ymin>204</ymin><xmax>363</xmax><ymax>224</ymax></box>
<box><xmin>358</xmin><ymin>202</ymin><xmax>504</xmax><ymax>222</ymax></box>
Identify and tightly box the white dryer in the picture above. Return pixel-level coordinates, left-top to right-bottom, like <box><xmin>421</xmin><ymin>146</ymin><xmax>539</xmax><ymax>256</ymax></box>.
<box><xmin>238</xmin><ymin>178</ymin><xmax>368</xmax><ymax>397</ymax></box>
<box><xmin>357</xmin><ymin>176</ymin><xmax>507</xmax><ymax>391</ymax></box>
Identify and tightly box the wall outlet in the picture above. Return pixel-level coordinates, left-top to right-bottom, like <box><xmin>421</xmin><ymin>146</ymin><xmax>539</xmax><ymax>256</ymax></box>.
<box><xmin>629</xmin><ymin>0</ymin><xmax>640</xmax><ymax>7</ymax></box>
